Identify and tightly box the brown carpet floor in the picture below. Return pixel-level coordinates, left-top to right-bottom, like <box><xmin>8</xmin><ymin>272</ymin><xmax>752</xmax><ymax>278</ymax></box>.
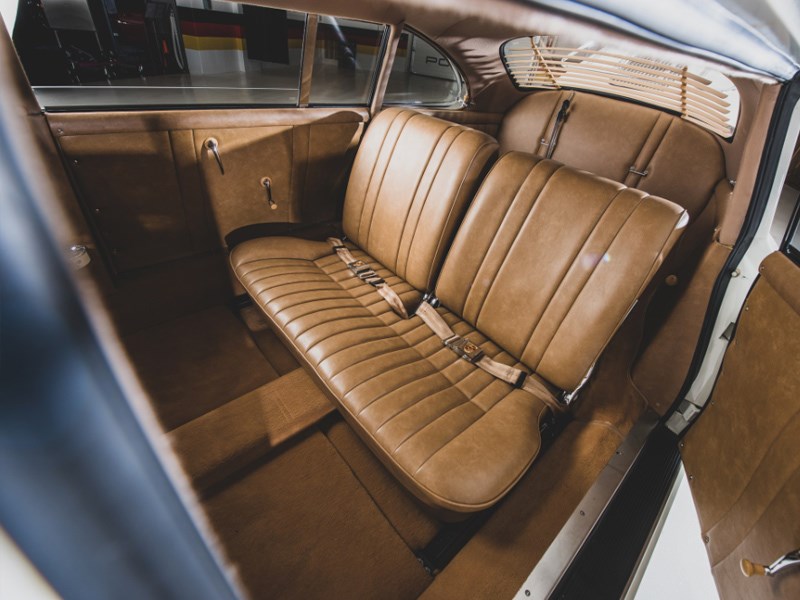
<box><xmin>125</xmin><ymin>306</ymin><xmax>296</xmax><ymax>430</ymax></box>
<box><xmin>203</xmin><ymin>431</ymin><xmax>432</xmax><ymax>600</ymax></box>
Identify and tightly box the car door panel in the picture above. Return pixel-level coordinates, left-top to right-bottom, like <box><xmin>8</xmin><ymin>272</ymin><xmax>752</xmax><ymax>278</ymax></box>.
<box><xmin>194</xmin><ymin>124</ymin><xmax>295</xmax><ymax>240</ymax></box>
<box><xmin>681</xmin><ymin>251</ymin><xmax>800</xmax><ymax>599</ymax></box>
<box><xmin>58</xmin><ymin>130</ymin><xmax>197</xmax><ymax>271</ymax></box>
<box><xmin>48</xmin><ymin>108</ymin><xmax>366</xmax><ymax>273</ymax></box>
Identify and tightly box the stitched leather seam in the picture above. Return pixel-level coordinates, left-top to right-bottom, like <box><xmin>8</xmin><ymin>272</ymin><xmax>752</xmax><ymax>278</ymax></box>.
<box><xmin>522</xmin><ymin>185</ymin><xmax>632</xmax><ymax>368</ymax></box>
<box><xmin>363</xmin><ymin>112</ymin><xmax>416</xmax><ymax>249</ymax></box>
<box><xmin>303</xmin><ymin>322</ymin><xmax>390</xmax><ymax>355</ymax></box>
<box><xmin>293</xmin><ymin>313</ymin><xmax>379</xmax><ymax>340</ymax></box>
<box><xmin>317</xmin><ymin>336</ymin><xmax>407</xmax><ymax>373</ymax></box>
<box><xmin>395</xmin><ymin>126</ymin><xmax>466</xmax><ymax>273</ymax></box>
<box><xmin>427</xmin><ymin>138</ymin><xmax>497</xmax><ymax>293</ymax></box>
<box><xmin>364</xmin><ymin>371</ymin><xmax>452</xmax><ymax>421</ymax></box>
<box><xmin>455</xmin><ymin>158</ymin><xmax>537</xmax><ymax>317</ymax></box>
<box><xmin>235</xmin><ymin>256</ymin><xmax>309</xmax><ymax>268</ymax></box>
<box><xmin>339</xmin><ymin>350</ymin><xmax>431</xmax><ymax>398</ymax></box>
<box><xmin>244</xmin><ymin>271</ymin><xmax>332</xmax><ymax>289</ymax></box>
<box><xmin>474</xmin><ymin>163</ymin><xmax>565</xmax><ymax>325</ymax></box>
<box><xmin>355</xmin><ymin>109</ymin><xmax>405</xmax><ymax>243</ymax></box>
<box><xmin>393</xmin><ymin>125</ymin><xmax>459</xmax><ymax>271</ymax></box>
<box><xmin>272</xmin><ymin>293</ymin><xmax>362</xmax><ymax>318</ymax></box>
<box><xmin>388</xmin><ymin>391</ymin><xmax>478</xmax><ymax>453</ymax></box>
<box><xmin>284</xmin><ymin>305</ymin><xmax>371</xmax><ymax>331</ymax></box>
<box><xmin>236</xmin><ymin>265</ymin><xmax>321</xmax><ymax>278</ymax></box>
<box><xmin>537</xmin><ymin>191</ymin><xmax>646</xmax><ymax>376</ymax></box>
<box><xmin>258</xmin><ymin>285</ymin><xmax>351</xmax><ymax>304</ymax></box>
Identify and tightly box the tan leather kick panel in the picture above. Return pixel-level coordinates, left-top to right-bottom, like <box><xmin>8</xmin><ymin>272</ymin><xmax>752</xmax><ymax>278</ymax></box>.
<box><xmin>682</xmin><ymin>252</ymin><xmax>800</xmax><ymax>600</ymax></box>
<box><xmin>50</xmin><ymin>108</ymin><xmax>366</xmax><ymax>273</ymax></box>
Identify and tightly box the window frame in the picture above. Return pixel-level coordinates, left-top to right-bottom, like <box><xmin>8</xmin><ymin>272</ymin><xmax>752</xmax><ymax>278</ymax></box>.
<box><xmin>16</xmin><ymin>4</ymin><xmax>392</xmax><ymax>113</ymax></box>
<box><xmin>304</xmin><ymin>16</ymin><xmax>390</xmax><ymax>109</ymax></box>
<box><xmin>783</xmin><ymin>187</ymin><xmax>800</xmax><ymax>266</ymax></box>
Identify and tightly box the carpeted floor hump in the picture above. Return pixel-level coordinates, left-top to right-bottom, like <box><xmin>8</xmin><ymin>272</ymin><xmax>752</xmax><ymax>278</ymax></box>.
<box><xmin>203</xmin><ymin>432</ymin><xmax>432</xmax><ymax>600</ymax></box>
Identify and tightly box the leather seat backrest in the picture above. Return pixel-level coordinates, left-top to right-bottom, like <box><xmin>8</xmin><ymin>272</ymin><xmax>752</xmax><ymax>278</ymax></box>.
<box><xmin>498</xmin><ymin>91</ymin><xmax>726</xmax><ymax>221</ymax></box>
<box><xmin>435</xmin><ymin>152</ymin><xmax>688</xmax><ymax>392</ymax></box>
<box><xmin>343</xmin><ymin>108</ymin><xmax>498</xmax><ymax>291</ymax></box>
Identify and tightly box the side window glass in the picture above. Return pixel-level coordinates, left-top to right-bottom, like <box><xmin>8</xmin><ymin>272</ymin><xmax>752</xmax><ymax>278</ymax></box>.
<box><xmin>10</xmin><ymin>0</ymin><xmax>306</xmax><ymax>109</ymax></box>
<box><xmin>384</xmin><ymin>30</ymin><xmax>465</xmax><ymax>108</ymax></box>
<box><xmin>308</xmin><ymin>17</ymin><xmax>386</xmax><ymax>106</ymax></box>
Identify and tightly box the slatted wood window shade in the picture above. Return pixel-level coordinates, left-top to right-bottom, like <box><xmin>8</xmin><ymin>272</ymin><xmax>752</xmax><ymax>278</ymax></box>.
<box><xmin>502</xmin><ymin>37</ymin><xmax>736</xmax><ymax>137</ymax></box>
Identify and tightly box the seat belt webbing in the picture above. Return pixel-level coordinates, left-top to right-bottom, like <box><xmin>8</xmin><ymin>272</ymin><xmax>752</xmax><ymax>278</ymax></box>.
<box><xmin>415</xmin><ymin>301</ymin><xmax>565</xmax><ymax>412</ymax></box>
<box><xmin>328</xmin><ymin>238</ymin><xmax>409</xmax><ymax>319</ymax></box>
<box><xmin>540</xmin><ymin>91</ymin><xmax>575</xmax><ymax>159</ymax></box>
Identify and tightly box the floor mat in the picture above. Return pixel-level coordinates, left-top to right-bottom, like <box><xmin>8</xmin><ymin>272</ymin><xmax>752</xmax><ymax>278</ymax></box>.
<box><xmin>125</xmin><ymin>306</ymin><xmax>278</xmax><ymax>430</ymax></box>
<box><xmin>203</xmin><ymin>431</ymin><xmax>432</xmax><ymax>600</ymax></box>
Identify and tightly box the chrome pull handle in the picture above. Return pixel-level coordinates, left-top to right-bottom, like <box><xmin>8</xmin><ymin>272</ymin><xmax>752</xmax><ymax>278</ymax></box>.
<box><xmin>261</xmin><ymin>177</ymin><xmax>277</xmax><ymax>210</ymax></box>
<box><xmin>204</xmin><ymin>138</ymin><xmax>225</xmax><ymax>175</ymax></box>
<box><xmin>741</xmin><ymin>548</ymin><xmax>800</xmax><ymax>577</ymax></box>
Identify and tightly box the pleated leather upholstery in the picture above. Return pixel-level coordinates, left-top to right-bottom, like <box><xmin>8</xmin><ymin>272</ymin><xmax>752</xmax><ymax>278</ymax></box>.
<box><xmin>231</xmin><ymin>236</ymin><xmax>550</xmax><ymax>512</ymax></box>
<box><xmin>436</xmin><ymin>152</ymin><xmax>688</xmax><ymax>392</ymax></box>
<box><xmin>231</xmin><ymin>128</ymin><xmax>687</xmax><ymax>513</ymax></box>
<box><xmin>342</xmin><ymin>107</ymin><xmax>498</xmax><ymax>291</ymax></box>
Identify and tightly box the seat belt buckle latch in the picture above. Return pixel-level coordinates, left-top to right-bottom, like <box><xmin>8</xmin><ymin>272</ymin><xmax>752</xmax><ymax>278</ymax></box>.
<box><xmin>445</xmin><ymin>336</ymin><xmax>484</xmax><ymax>364</ymax></box>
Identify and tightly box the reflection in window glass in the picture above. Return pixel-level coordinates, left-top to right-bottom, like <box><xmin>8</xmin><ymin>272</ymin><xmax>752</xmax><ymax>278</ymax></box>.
<box><xmin>384</xmin><ymin>31</ymin><xmax>464</xmax><ymax>107</ymax></box>
<box><xmin>308</xmin><ymin>17</ymin><xmax>385</xmax><ymax>106</ymax></box>
<box><xmin>11</xmin><ymin>0</ymin><xmax>306</xmax><ymax>108</ymax></box>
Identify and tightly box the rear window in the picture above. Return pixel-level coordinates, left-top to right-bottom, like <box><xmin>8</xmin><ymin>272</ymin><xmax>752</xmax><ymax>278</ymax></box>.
<box><xmin>501</xmin><ymin>36</ymin><xmax>739</xmax><ymax>138</ymax></box>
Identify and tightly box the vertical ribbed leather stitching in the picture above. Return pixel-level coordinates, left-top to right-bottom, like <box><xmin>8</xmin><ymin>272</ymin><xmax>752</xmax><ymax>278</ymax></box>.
<box><xmin>354</xmin><ymin>109</ymin><xmax>406</xmax><ymax>244</ymax></box>
<box><xmin>361</xmin><ymin>112</ymin><xmax>417</xmax><ymax>250</ymax></box>
<box><xmin>518</xmin><ymin>186</ymin><xmax>631</xmax><ymax>366</ymax></box>
<box><xmin>470</xmin><ymin>164</ymin><xmax>564</xmax><ymax>326</ymax></box>
<box><xmin>393</xmin><ymin>126</ymin><xmax>462</xmax><ymax>274</ymax></box>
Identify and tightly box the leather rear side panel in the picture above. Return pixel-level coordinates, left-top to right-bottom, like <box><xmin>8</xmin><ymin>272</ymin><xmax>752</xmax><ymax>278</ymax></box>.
<box><xmin>48</xmin><ymin>108</ymin><xmax>366</xmax><ymax>272</ymax></box>
<box><xmin>681</xmin><ymin>252</ymin><xmax>800</xmax><ymax>599</ymax></box>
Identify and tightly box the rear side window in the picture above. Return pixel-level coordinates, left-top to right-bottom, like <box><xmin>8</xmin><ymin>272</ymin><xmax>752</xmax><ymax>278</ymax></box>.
<box><xmin>308</xmin><ymin>17</ymin><xmax>385</xmax><ymax>106</ymax></box>
<box><xmin>384</xmin><ymin>30</ymin><xmax>465</xmax><ymax>108</ymax></box>
<box><xmin>9</xmin><ymin>1</ymin><xmax>387</xmax><ymax>110</ymax></box>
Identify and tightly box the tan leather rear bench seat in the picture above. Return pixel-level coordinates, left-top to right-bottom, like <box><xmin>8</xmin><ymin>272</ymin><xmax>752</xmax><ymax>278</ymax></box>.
<box><xmin>231</xmin><ymin>113</ymin><xmax>687</xmax><ymax>514</ymax></box>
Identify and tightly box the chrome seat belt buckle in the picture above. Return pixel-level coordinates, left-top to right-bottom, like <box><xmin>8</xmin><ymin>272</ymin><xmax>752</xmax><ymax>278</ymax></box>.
<box><xmin>445</xmin><ymin>336</ymin><xmax>484</xmax><ymax>364</ymax></box>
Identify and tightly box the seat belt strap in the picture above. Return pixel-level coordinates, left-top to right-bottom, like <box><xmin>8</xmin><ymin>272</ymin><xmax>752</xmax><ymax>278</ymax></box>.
<box><xmin>328</xmin><ymin>238</ymin><xmax>409</xmax><ymax>319</ymax></box>
<box><xmin>541</xmin><ymin>92</ymin><xmax>574</xmax><ymax>160</ymax></box>
<box><xmin>415</xmin><ymin>301</ymin><xmax>565</xmax><ymax>412</ymax></box>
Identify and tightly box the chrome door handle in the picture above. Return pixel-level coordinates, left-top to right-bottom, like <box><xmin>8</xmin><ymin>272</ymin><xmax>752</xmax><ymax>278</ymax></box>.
<box><xmin>261</xmin><ymin>177</ymin><xmax>277</xmax><ymax>210</ymax></box>
<box><xmin>741</xmin><ymin>547</ymin><xmax>800</xmax><ymax>577</ymax></box>
<box><xmin>204</xmin><ymin>138</ymin><xmax>225</xmax><ymax>175</ymax></box>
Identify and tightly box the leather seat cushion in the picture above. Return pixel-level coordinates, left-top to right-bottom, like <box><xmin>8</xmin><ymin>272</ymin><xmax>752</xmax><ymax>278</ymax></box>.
<box><xmin>231</xmin><ymin>236</ymin><xmax>552</xmax><ymax>513</ymax></box>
